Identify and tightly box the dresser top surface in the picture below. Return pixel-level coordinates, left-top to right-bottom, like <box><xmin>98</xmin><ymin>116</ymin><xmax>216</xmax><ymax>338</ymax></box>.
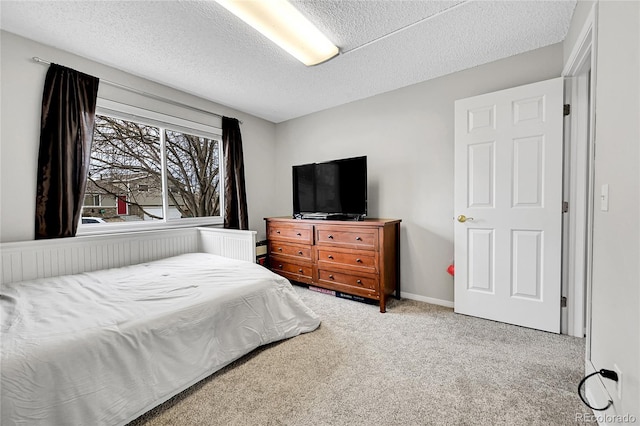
<box><xmin>265</xmin><ymin>217</ymin><xmax>401</xmax><ymax>226</ymax></box>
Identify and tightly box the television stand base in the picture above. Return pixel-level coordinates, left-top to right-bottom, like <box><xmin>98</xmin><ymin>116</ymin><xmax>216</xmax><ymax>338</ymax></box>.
<box><xmin>295</xmin><ymin>213</ymin><xmax>364</xmax><ymax>221</ymax></box>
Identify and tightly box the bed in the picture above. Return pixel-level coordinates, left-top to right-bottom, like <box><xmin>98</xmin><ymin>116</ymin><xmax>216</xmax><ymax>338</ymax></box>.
<box><xmin>1</xmin><ymin>244</ymin><xmax>320</xmax><ymax>425</ymax></box>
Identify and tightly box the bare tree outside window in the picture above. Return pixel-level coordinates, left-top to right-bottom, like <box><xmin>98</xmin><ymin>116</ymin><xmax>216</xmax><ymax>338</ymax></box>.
<box><xmin>85</xmin><ymin>114</ymin><xmax>220</xmax><ymax>222</ymax></box>
<box><xmin>166</xmin><ymin>129</ymin><xmax>220</xmax><ymax>218</ymax></box>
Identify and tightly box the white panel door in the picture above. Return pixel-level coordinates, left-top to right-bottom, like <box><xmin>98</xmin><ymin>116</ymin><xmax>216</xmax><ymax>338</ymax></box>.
<box><xmin>454</xmin><ymin>77</ymin><xmax>563</xmax><ymax>333</ymax></box>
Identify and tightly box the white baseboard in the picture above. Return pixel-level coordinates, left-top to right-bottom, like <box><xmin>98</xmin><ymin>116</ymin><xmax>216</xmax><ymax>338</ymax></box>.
<box><xmin>401</xmin><ymin>291</ymin><xmax>454</xmax><ymax>308</ymax></box>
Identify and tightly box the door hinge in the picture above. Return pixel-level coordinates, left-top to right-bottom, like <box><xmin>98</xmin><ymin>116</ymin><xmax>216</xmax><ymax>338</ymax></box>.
<box><xmin>561</xmin><ymin>296</ymin><xmax>567</xmax><ymax>308</ymax></box>
<box><xmin>564</xmin><ymin>104</ymin><xmax>571</xmax><ymax>116</ymax></box>
<box><xmin>562</xmin><ymin>201</ymin><xmax>569</xmax><ymax>213</ymax></box>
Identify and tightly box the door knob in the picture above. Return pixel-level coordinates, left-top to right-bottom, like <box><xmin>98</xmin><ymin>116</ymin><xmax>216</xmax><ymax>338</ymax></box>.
<box><xmin>457</xmin><ymin>214</ymin><xmax>474</xmax><ymax>223</ymax></box>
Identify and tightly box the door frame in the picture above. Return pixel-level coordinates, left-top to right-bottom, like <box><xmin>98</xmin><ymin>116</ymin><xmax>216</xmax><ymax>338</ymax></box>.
<box><xmin>561</xmin><ymin>4</ymin><xmax>597</xmax><ymax>341</ymax></box>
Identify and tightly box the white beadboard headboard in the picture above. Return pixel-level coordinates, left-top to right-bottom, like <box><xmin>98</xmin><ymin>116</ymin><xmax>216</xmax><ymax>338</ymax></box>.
<box><xmin>1</xmin><ymin>227</ymin><xmax>256</xmax><ymax>285</ymax></box>
<box><xmin>197</xmin><ymin>227</ymin><xmax>257</xmax><ymax>263</ymax></box>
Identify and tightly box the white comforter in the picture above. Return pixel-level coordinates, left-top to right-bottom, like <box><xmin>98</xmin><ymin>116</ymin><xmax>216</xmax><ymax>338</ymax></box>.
<box><xmin>1</xmin><ymin>253</ymin><xmax>320</xmax><ymax>425</ymax></box>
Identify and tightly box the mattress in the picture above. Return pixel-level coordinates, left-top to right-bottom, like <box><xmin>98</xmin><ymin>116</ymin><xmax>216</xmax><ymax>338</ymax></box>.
<box><xmin>1</xmin><ymin>253</ymin><xmax>320</xmax><ymax>425</ymax></box>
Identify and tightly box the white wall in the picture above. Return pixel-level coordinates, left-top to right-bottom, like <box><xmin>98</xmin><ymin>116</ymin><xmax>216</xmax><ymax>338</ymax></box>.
<box><xmin>583</xmin><ymin>1</ymin><xmax>639</xmax><ymax>417</ymax></box>
<box><xmin>273</xmin><ymin>44</ymin><xmax>564</xmax><ymax>303</ymax></box>
<box><xmin>0</xmin><ymin>31</ymin><xmax>277</xmax><ymax>243</ymax></box>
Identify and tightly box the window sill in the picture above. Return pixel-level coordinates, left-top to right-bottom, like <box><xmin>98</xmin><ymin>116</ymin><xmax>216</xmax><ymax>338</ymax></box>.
<box><xmin>76</xmin><ymin>217</ymin><xmax>224</xmax><ymax>237</ymax></box>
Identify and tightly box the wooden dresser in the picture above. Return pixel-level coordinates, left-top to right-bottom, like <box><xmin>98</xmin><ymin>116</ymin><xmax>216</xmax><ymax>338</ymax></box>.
<box><xmin>265</xmin><ymin>217</ymin><xmax>401</xmax><ymax>312</ymax></box>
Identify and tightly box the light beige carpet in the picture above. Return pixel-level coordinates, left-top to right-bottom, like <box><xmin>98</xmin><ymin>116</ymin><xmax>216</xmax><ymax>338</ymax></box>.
<box><xmin>129</xmin><ymin>285</ymin><xmax>590</xmax><ymax>426</ymax></box>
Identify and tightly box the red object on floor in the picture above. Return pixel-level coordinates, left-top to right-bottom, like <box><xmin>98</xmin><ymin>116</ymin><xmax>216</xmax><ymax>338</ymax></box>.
<box><xmin>447</xmin><ymin>264</ymin><xmax>455</xmax><ymax>276</ymax></box>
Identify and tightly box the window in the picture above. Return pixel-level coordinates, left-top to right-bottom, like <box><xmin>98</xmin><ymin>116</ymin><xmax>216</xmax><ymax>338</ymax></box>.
<box><xmin>83</xmin><ymin>194</ymin><xmax>101</xmax><ymax>206</ymax></box>
<box><xmin>81</xmin><ymin>100</ymin><xmax>223</xmax><ymax>231</ymax></box>
<box><xmin>165</xmin><ymin>129</ymin><xmax>221</xmax><ymax>218</ymax></box>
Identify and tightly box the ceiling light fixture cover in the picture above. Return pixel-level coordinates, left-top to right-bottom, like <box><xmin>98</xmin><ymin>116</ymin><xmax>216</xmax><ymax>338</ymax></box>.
<box><xmin>215</xmin><ymin>0</ymin><xmax>339</xmax><ymax>66</ymax></box>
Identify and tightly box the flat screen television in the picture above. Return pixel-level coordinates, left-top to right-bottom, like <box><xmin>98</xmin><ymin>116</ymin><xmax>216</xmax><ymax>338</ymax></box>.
<box><xmin>292</xmin><ymin>156</ymin><xmax>367</xmax><ymax>220</ymax></box>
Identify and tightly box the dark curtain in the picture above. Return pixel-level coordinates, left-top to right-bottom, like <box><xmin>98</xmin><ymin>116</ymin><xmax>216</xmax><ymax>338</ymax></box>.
<box><xmin>222</xmin><ymin>117</ymin><xmax>248</xmax><ymax>230</ymax></box>
<box><xmin>35</xmin><ymin>64</ymin><xmax>99</xmax><ymax>239</ymax></box>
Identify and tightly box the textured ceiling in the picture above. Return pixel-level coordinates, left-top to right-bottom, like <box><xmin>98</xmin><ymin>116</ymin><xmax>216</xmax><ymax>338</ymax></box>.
<box><xmin>0</xmin><ymin>0</ymin><xmax>576</xmax><ymax>123</ymax></box>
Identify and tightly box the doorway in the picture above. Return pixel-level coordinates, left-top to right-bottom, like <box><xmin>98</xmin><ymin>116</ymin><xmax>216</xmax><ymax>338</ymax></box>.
<box><xmin>561</xmin><ymin>5</ymin><xmax>597</xmax><ymax>340</ymax></box>
<box><xmin>453</xmin><ymin>15</ymin><xmax>597</xmax><ymax>336</ymax></box>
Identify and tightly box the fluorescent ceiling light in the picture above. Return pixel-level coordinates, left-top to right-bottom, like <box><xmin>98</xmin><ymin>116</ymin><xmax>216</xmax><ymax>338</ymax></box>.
<box><xmin>215</xmin><ymin>0</ymin><xmax>339</xmax><ymax>66</ymax></box>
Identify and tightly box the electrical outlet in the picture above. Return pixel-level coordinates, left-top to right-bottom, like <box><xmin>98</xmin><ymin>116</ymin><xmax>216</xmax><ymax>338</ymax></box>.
<box><xmin>614</xmin><ymin>364</ymin><xmax>622</xmax><ymax>399</ymax></box>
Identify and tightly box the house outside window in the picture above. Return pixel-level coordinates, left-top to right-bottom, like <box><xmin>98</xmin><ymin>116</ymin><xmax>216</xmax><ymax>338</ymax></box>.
<box><xmin>79</xmin><ymin>100</ymin><xmax>223</xmax><ymax>232</ymax></box>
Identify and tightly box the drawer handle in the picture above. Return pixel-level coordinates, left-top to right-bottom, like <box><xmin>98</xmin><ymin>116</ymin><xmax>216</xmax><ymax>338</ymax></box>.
<box><xmin>276</xmin><ymin>230</ymin><xmax>281</xmax><ymax>234</ymax></box>
<box><xmin>296</xmin><ymin>232</ymin><xmax>302</xmax><ymax>236</ymax></box>
<box><xmin>298</xmin><ymin>268</ymin><xmax>303</xmax><ymax>273</ymax></box>
<box><xmin>329</xmin><ymin>274</ymin><xmax>334</xmax><ymax>279</ymax></box>
<box><xmin>298</xmin><ymin>251</ymin><xmax>303</xmax><ymax>255</ymax></box>
<box><xmin>327</xmin><ymin>235</ymin><xmax>334</xmax><ymax>239</ymax></box>
<box><xmin>356</xmin><ymin>258</ymin><xmax>362</xmax><ymax>263</ymax></box>
<box><xmin>328</xmin><ymin>255</ymin><xmax>334</xmax><ymax>259</ymax></box>
<box><xmin>356</xmin><ymin>279</ymin><xmax>362</xmax><ymax>284</ymax></box>
<box><xmin>278</xmin><ymin>264</ymin><xmax>283</xmax><ymax>269</ymax></box>
<box><xmin>356</xmin><ymin>236</ymin><xmax>362</xmax><ymax>241</ymax></box>
<box><xmin>278</xmin><ymin>247</ymin><xmax>282</xmax><ymax>251</ymax></box>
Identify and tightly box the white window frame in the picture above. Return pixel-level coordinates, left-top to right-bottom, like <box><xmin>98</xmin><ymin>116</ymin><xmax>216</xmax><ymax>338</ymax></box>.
<box><xmin>77</xmin><ymin>99</ymin><xmax>224</xmax><ymax>236</ymax></box>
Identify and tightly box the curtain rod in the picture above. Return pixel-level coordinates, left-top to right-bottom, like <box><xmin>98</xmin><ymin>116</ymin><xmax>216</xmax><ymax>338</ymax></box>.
<box><xmin>32</xmin><ymin>57</ymin><xmax>240</xmax><ymax>124</ymax></box>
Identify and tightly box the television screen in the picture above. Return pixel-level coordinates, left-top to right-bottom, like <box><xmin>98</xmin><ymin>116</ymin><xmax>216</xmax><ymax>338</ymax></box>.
<box><xmin>293</xmin><ymin>163</ymin><xmax>315</xmax><ymax>213</ymax></box>
<box><xmin>293</xmin><ymin>156</ymin><xmax>367</xmax><ymax>220</ymax></box>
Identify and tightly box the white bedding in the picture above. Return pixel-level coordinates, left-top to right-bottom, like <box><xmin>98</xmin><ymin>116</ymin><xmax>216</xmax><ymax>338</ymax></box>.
<box><xmin>1</xmin><ymin>253</ymin><xmax>320</xmax><ymax>425</ymax></box>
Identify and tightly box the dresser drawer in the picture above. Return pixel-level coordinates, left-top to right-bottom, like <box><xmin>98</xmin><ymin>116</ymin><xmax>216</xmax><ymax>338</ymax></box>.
<box><xmin>269</xmin><ymin>256</ymin><xmax>313</xmax><ymax>283</ymax></box>
<box><xmin>317</xmin><ymin>269</ymin><xmax>378</xmax><ymax>292</ymax></box>
<box><xmin>268</xmin><ymin>241</ymin><xmax>312</xmax><ymax>260</ymax></box>
<box><xmin>315</xmin><ymin>226</ymin><xmax>377</xmax><ymax>250</ymax></box>
<box><xmin>268</xmin><ymin>223</ymin><xmax>313</xmax><ymax>244</ymax></box>
<box><xmin>316</xmin><ymin>249</ymin><xmax>376</xmax><ymax>272</ymax></box>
